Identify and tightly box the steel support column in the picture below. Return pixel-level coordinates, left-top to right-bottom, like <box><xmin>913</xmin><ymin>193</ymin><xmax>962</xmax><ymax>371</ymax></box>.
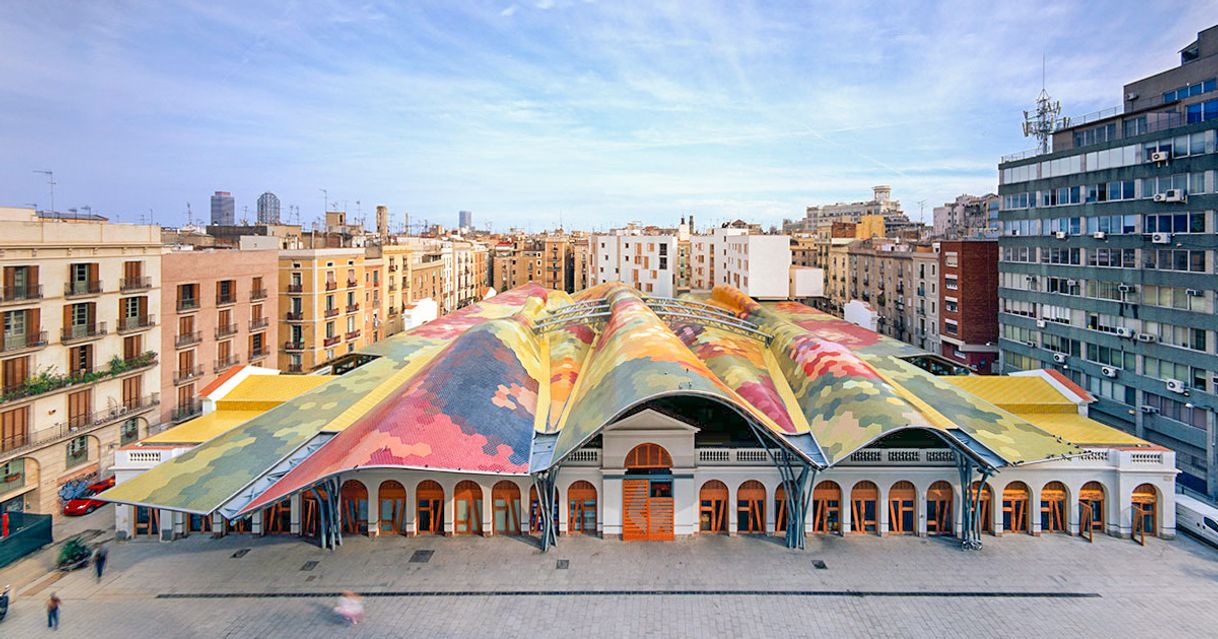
<box><xmin>747</xmin><ymin>420</ymin><xmax>814</xmax><ymax>549</ymax></box>
<box><xmin>956</xmin><ymin>456</ymin><xmax>991</xmax><ymax>551</ymax></box>
<box><xmin>532</xmin><ymin>469</ymin><xmax>560</xmax><ymax>551</ymax></box>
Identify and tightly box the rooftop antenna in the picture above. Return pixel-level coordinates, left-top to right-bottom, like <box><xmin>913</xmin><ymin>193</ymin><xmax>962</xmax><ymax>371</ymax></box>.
<box><xmin>1022</xmin><ymin>53</ymin><xmax>1064</xmax><ymax>155</ymax></box>
<box><xmin>917</xmin><ymin>199</ymin><xmax>927</xmax><ymax>223</ymax></box>
<box><xmin>186</xmin><ymin>202</ymin><xmax>193</xmax><ymax>225</ymax></box>
<box><xmin>319</xmin><ymin>188</ymin><xmax>328</xmax><ymax>216</ymax></box>
<box><xmin>33</xmin><ymin>169</ymin><xmax>55</xmax><ymax>213</ymax></box>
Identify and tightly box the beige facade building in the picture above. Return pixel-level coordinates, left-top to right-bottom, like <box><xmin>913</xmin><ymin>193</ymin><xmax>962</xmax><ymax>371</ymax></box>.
<box><xmin>161</xmin><ymin>248</ymin><xmax>279</xmax><ymax>424</ymax></box>
<box><xmin>0</xmin><ymin>207</ymin><xmax>161</xmax><ymax>517</ymax></box>
<box><xmin>278</xmin><ymin>248</ymin><xmax>367</xmax><ymax>373</ymax></box>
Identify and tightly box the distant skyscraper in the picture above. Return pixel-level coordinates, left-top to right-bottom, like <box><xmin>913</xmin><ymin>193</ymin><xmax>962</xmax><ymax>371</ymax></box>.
<box><xmin>257</xmin><ymin>192</ymin><xmax>281</xmax><ymax>224</ymax></box>
<box><xmin>459</xmin><ymin>210</ymin><xmax>472</xmax><ymax>230</ymax></box>
<box><xmin>210</xmin><ymin>191</ymin><xmax>235</xmax><ymax>225</ymax></box>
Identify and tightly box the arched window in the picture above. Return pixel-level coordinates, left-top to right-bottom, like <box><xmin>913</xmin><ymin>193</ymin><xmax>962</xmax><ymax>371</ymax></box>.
<box><xmin>1079</xmin><ymin>481</ymin><xmax>1105</xmax><ymax>535</ymax></box>
<box><xmin>625</xmin><ymin>443</ymin><xmax>672</xmax><ymax>470</ymax></box>
<box><xmin>926</xmin><ymin>481</ymin><xmax>953</xmax><ymax>535</ymax></box>
<box><xmin>1002</xmin><ymin>481</ymin><xmax>1030</xmax><ymax>534</ymax></box>
<box><xmin>851</xmin><ymin>481</ymin><xmax>878</xmax><ymax>534</ymax></box>
<box><xmin>492</xmin><ymin>481</ymin><xmax>521</xmax><ymax>535</ymax></box>
<box><xmin>567</xmin><ymin>481</ymin><xmax>597</xmax><ymax>534</ymax></box>
<box><xmin>888</xmin><ymin>481</ymin><xmax>916</xmax><ymax>534</ymax></box>
<box><xmin>737</xmin><ymin>480</ymin><xmax>766</xmax><ymax>534</ymax></box>
<box><xmin>454</xmin><ymin>480</ymin><xmax>483</xmax><ymax>536</ymax></box>
<box><xmin>1132</xmin><ymin>484</ymin><xmax>1158</xmax><ymax>538</ymax></box>
<box><xmin>699</xmin><ymin>480</ymin><xmax>729</xmax><ymax>533</ymax></box>
<box><xmin>812</xmin><ymin>481</ymin><xmax>841</xmax><ymax>534</ymax></box>
<box><xmin>340</xmin><ymin>480</ymin><xmax>368</xmax><ymax>535</ymax></box>
<box><xmin>416</xmin><ymin>480</ymin><xmax>444</xmax><ymax>535</ymax></box>
<box><xmin>1040</xmin><ymin>481</ymin><xmax>1067</xmax><ymax>533</ymax></box>
<box><xmin>378</xmin><ymin>481</ymin><xmax>407</xmax><ymax>535</ymax></box>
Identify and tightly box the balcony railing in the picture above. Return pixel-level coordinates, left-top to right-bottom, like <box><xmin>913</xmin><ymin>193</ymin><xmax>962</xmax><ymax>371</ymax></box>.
<box><xmin>177</xmin><ymin>298</ymin><xmax>200</xmax><ymax>312</ymax></box>
<box><xmin>1</xmin><ymin>394</ymin><xmax>159</xmax><ymax>456</ymax></box>
<box><xmin>288</xmin><ymin>283</ymin><xmax>304</xmax><ymax>294</ymax></box>
<box><xmin>325</xmin><ymin>281</ymin><xmax>338</xmax><ymax>291</ymax></box>
<box><xmin>214</xmin><ymin>355</ymin><xmax>240</xmax><ymax>373</ymax></box>
<box><xmin>215</xmin><ymin>293</ymin><xmax>237</xmax><ymax>306</ymax></box>
<box><xmin>346</xmin><ymin>279</ymin><xmax>358</xmax><ymax>288</ymax></box>
<box><xmin>119</xmin><ymin>276</ymin><xmax>152</xmax><ymax>292</ymax></box>
<box><xmin>249</xmin><ymin>317</ymin><xmax>269</xmax><ymax>331</ymax></box>
<box><xmin>64</xmin><ymin>280</ymin><xmax>102</xmax><ymax>297</ymax></box>
<box><xmin>285</xmin><ymin>311</ymin><xmax>304</xmax><ymax>321</ymax></box>
<box><xmin>346</xmin><ymin>303</ymin><xmax>360</xmax><ymax>313</ymax></box>
<box><xmin>1</xmin><ymin>331</ymin><xmax>47</xmax><ymax>354</ymax></box>
<box><xmin>345</xmin><ymin>329</ymin><xmax>360</xmax><ymax>340</ymax></box>
<box><xmin>117</xmin><ymin>314</ymin><xmax>155</xmax><ymax>333</ymax></box>
<box><xmin>61</xmin><ymin>322</ymin><xmax>107</xmax><ymax>343</ymax></box>
<box><xmin>0</xmin><ymin>284</ymin><xmax>43</xmax><ymax>304</ymax></box>
<box><xmin>842</xmin><ymin>448</ymin><xmax>957</xmax><ymax>465</ymax></box>
<box><xmin>287</xmin><ymin>363</ymin><xmax>304</xmax><ymax>373</ymax></box>
<box><xmin>172</xmin><ymin>400</ymin><xmax>203</xmax><ymax>423</ymax></box>
<box><xmin>323</xmin><ymin>307</ymin><xmax>340</xmax><ymax>318</ymax></box>
<box><xmin>250</xmin><ymin>288</ymin><xmax>268</xmax><ymax>301</ymax></box>
<box><xmin>248</xmin><ymin>348</ymin><xmax>269</xmax><ymax>362</ymax></box>
<box><xmin>175</xmin><ymin>331</ymin><xmax>202</xmax><ymax>348</ymax></box>
<box><xmin>283</xmin><ymin>340</ymin><xmax>305</xmax><ymax>352</ymax></box>
<box><xmin>173</xmin><ymin>364</ymin><xmax>205</xmax><ymax>385</ymax></box>
<box><xmin>323</xmin><ymin>335</ymin><xmax>341</xmax><ymax>347</ymax></box>
<box><xmin>215</xmin><ymin>323</ymin><xmax>238</xmax><ymax>339</ymax></box>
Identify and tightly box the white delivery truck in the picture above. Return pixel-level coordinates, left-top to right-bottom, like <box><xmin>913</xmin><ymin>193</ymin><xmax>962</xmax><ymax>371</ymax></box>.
<box><xmin>1176</xmin><ymin>491</ymin><xmax>1218</xmax><ymax>548</ymax></box>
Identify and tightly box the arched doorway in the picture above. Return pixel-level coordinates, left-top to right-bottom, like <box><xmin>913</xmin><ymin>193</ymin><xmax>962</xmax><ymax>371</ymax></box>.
<box><xmin>378</xmin><ymin>481</ymin><xmax>407</xmax><ymax>535</ymax></box>
<box><xmin>812</xmin><ymin>481</ymin><xmax>841</xmax><ymax>534</ymax></box>
<box><xmin>737</xmin><ymin>480</ymin><xmax>766</xmax><ymax>534</ymax></box>
<box><xmin>926</xmin><ymin>481</ymin><xmax>953</xmax><ymax>535</ymax></box>
<box><xmin>888</xmin><ymin>481</ymin><xmax>916</xmax><ymax>534</ymax></box>
<box><xmin>340</xmin><ymin>480</ymin><xmax>368</xmax><ymax>535</ymax></box>
<box><xmin>775</xmin><ymin>485</ymin><xmax>789</xmax><ymax>534</ymax></box>
<box><xmin>1132</xmin><ymin>484</ymin><xmax>1158</xmax><ymax>539</ymax></box>
<box><xmin>416</xmin><ymin>480</ymin><xmax>444</xmax><ymax>535</ymax></box>
<box><xmin>968</xmin><ymin>482</ymin><xmax>993</xmax><ymax>534</ymax></box>
<box><xmin>567</xmin><ymin>481</ymin><xmax>597</xmax><ymax>535</ymax></box>
<box><xmin>622</xmin><ymin>443</ymin><xmax>674</xmax><ymax>541</ymax></box>
<box><xmin>492</xmin><ymin>481</ymin><xmax>521</xmax><ymax>535</ymax></box>
<box><xmin>1079</xmin><ymin>481</ymin><xmax>1105</xmax><ymax>536</ymax></box>
<box><xmin>851</xmin><ymin>481</ymin><xmax>878</xmax><ymax>534</ymax></box>
<box><xmin>699</xmin><ymin>480</ymin><xmax>729</xmax><ymax>534</ymax></box>
<box><xmin>1002</xmin><ymin>481</ymin><xmax>1030</xmax><ymax>534</ymax></box>
<box><xmin>263</xmin><ymin>501</ymin><xmax>291</xmax><ymax>534</ymax></box>
<box><xmin>454</xmin><ymin>481</ymin><xmax>483</xmax><ymax>535</ymax></box>
<box><xmin>1040</xmin><ymin>481</ymin><xmax>1068</xmax><ymax>533</ymax></box>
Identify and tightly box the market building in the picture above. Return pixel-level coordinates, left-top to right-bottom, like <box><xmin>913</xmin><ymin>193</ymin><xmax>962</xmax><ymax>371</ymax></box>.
<box><xmin>100</xmin><ymin>283</ymin><xmax>1176</xmax><ymax>549</ymax></box>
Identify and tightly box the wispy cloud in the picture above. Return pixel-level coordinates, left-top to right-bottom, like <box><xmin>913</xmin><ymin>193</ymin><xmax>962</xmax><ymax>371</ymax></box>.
<box><xmin>0</xmin><ymin>1</ymin><xmax>1207</xmax><ymax>229</ymax></box>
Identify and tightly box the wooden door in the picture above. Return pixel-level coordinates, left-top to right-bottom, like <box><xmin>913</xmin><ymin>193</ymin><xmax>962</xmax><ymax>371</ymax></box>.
<box><xmin>122</xmin><ymin>376</ymin><xmax>141</xmax><ymax>409</ymax></box>
<box><xmin>379</xmin><ymin>481</ymin><xmax>407</xmax><ymax>535</ymax></box>
<box><xmin>812</xmin><ymin>481</ymin><xmax>841</xmax><ymax>534</ymax></box>
<box><xmin>454</xmin><ymin>480</ymin><xmax>483</xmax><ymax>535</ymax></box>
<box><xmin>622</xmin><ymin>479</ymin><xmax>650</xmax><ymax>541</ymax></box>
<box><xmin>851</xmin><ymin>481</ymin><xmax>878</xmax><ymax>534</ymax></box>
<box><xmin>926</xmin><ymin>481</ymin><xmax>953</xmax><ymax>535</ymax></box>
<box><xmin>1</xmin><ymin>406</ymin><xmax>29</xmax><ymax>451</ymax></box>
<box><xmin>340</xmin><ymin>480</ymin><xmax>368</xmax><ymax>535</ymax></box>
<box><xmin>134</xmin><ymin>506</ymin><xmax>160</xmax><ymax>537</ymax></box>
<box><xmin>1003</xmin><ymin>482</ymin><xmax>1029</xmax><ymax>533</ymax></box>
<box><xmin>1132</xmin><ymin>484</ymin><xmax>1157</xmax><ymax>538</ymax></box>
<box><xmin>737</xmin><ymin>480</ymin><xmax>766</xmax><ymax>534</ymax></box>
<box><xmin>1040</xmin><ymin>482</ymin><xmax>1067</xmax><ymax>533</ymax></box>
<box><xmin>969</xmin><ymin>482</ymin><xmax>993</xmax><ymax>534</ymax></box>
<box><xmin>699</xmin><ymin>480</ymin><xmax>728</xmax><ymax>533</ymax></box>
<box><xmin>647</xmin><ymin>480</ymin><xmax>673</xmax><ymax>540</ymax></box>
<box><xmin>67</xmin><ymin>389</ymin><xmax>91</xmax><ymax>429</ymax></box>
<box><xmin>1079</xmin><ymin>482</ymin><xmax>1104</xmax><ymax>534</ymax></box>
<box><xmin>417</xmin><ymin>480</ymin><xmax>444</xmax><ymax>534</ymax></box>
<box><xmin>889</xmin><ymin>481</ymin><xmax>916</xmax><ymax>534</ymax></box>
<box><xmin>493</xmin><ymin>481</ymin><xmax>521</xmax><ymax>535</ymax></box>
<box><xmin>566</xmin><ymin>481</ymin><xmax>596</xmax><ymax>535</ymax></box>
<box><xmin>775</xmin><ymin>485</ymin><xmax>788</xmax><ymax>534</ymax></box>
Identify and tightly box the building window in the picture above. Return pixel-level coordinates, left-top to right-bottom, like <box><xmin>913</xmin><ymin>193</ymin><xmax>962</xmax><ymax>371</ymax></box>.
<box><xmin>120</xmin><ymin>418</ymin><xmax>140</xmax><ymax>445</ymax></box>
<box><xmin>66</xmin><ymin>435</ymin><xmax>89</xmax><ymax>468</ymax></box>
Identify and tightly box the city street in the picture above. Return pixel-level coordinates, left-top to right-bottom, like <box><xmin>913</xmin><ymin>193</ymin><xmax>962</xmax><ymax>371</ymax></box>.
<box><xmin>3</xmin><ymin>531</ymin><xmax>1217</xmax><ymax>638</ymax></box>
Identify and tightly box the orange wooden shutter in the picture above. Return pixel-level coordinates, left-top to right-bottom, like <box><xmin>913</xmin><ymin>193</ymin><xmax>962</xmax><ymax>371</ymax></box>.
<box><xmin>622</xmin><ymin>480</ymin><xmax>649</xmax><ymax>541</ymax></box>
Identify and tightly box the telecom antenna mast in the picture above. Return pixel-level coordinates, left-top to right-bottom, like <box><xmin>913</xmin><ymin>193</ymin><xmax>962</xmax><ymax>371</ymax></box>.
<box><xmin>1022</xmin><ymin>56</ymin><xmax>1065</xmax><ymax>155</ymax></box>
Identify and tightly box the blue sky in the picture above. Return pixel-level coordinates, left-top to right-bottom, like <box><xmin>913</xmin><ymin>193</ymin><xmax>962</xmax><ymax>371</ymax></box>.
<box><xmin>0</xmin><ymin>2</ymin><xmax>1212</xmax><ymax>232</ymax></box>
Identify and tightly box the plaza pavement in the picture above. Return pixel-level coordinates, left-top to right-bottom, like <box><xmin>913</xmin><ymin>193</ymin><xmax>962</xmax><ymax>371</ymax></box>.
<box><xmin>3</xmin><ymin>528</ymin><xmax>1218</xmax><ymax>638</ymax></box>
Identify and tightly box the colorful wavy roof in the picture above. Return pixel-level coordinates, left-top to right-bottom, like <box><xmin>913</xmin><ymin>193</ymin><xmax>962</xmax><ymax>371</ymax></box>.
<box><xmin>102</xmin><ymin>282</ymin><xmax>1081</xmax><ymax>517</ymax></box>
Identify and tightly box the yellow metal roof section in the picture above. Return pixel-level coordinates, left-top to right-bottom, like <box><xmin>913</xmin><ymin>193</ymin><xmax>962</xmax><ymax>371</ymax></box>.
<box><xmin>215</xmin><ymin>374</ymin><xmax>337</xmax><ymax>411</ymax></box>
<box><xmin>143</xmin><ymin>410</ymin><xmax>268</xmax><ymax>446</ymax></box>
<box><xmin>1015</xmin><ymin>412</ymin><xmax>1150</xmax><ymax>447</ymax></box>
<box><xmin>942</xmin><ymin>376</ymin><xmax>1079</xmax><ymax>414</ymax></box>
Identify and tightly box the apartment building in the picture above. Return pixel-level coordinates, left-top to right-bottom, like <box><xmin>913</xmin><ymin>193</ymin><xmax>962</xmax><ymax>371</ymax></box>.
<box><xmin>939</xmin><ymin>240</ymin><xmax>998</xmax><ymax>372</ymax></box>
<box><xmin>161</xmin><ymin>248</ymin><xmax>279</xmax><ymax>424</ymax></box>
<box><xmin>783</xmin><ymin>185</ymin><xmax>910</xmax><ymax>232</ymax></box>
<box><xmin>0</xmin><ymin>207</ymin><xmax>161</xmax><ymax>517</ymax></box>
<box><xmin>492</xmin><ymin>241</ymin><xmax>542</xmax><ymax>292</ymax></box>
<box><xmin>374</xmin><ymin>243</ymin><xmax>413</xmax><ymax>336</ymax></box>
<box><xmin>717</xmin><ymin>233</ymin><xmax>793</xmax><ymax>299</ymax></box>
<box><xmin>278</xmin><ymin>248</ymin><xmax>367</xmax><ymax>373</ymax></box>
<box><xmin>570</xmin><ymin>237</ymin><xmax>591</xmax><ymax>293</ymax></box>
<box><xmin>589</xmin><ymin>233</ymin><xmax>678</xmax><ymax>296</ymax></box>
<box><xmin>997</xmin><ymin>24</ymin><xmax>1218</xmax><ymax>495</ymax></box>
<box><xmin>540</xmin><ymin>236</ymin><xmax>569</xmax><ymax>291</ymax></box>
<box><xmin>932</xmin><ymin>193</ymin><xmax>1001</xmax><ymax>238</ymax></box>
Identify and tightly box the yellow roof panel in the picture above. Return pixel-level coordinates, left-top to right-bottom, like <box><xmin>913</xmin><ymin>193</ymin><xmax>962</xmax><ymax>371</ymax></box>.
<box><xmin>943</xmin><ymin>376</ymin><xmax>1077</xmax><ymax>410</ymax></box>
<box><xmin>1015</xmin><ymin>412</ymin><xmax>1149</xmax><ymax>447</ymax></box>
<box><xmin>142</xmin><ymin>410</ymin><xmax>268</xmax><ymax>445</ymax></box>
<box><xmin>215</xmin><ymin>374</ymin><xmax>337</xmax><ymax>411</ymax></box>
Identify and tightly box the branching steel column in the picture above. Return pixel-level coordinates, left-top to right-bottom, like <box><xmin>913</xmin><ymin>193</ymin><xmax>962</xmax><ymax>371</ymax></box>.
<box><xmin>956</xmin><ymin>456</ymin><xmax>990</xmax><ymax>551</ymax></box>
<box><xmin>748</xmin><ymin>420</ymin><xmax>812</xmax><ymax>550</ymax></box>
<box><xmin>533</xmin><ymin>469</ymin><xmax>560</xmax><ymax>551</ymax></box>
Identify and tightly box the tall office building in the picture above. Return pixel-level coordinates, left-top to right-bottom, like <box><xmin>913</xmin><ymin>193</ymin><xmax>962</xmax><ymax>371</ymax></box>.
<box><xmin>256</xmin><ymin>192</ymin><xmax>281</xmax><ymax>224</ymax></box>
<box><xmin>210</xmin><ymin>191</ymin><xmax>235</xmax><ymax>226</ymax></box>
<box><xmin>458</xmin><ymin>210</ymin><xmax>472</xmax><ymax>230</ymax></box>
<box><xmin>997</xmin><ymin>24</ymin><xmax>1218</xmax><ymax>496</ymax></box>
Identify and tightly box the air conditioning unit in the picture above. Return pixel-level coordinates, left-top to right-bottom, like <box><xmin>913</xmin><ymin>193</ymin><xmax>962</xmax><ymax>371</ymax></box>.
<box><xmin>1101</xmin><ymin>366</ymin><xmax>1118</xmax><ymax>378</ymax></box>
<box><xmin>1115</xmin><ymin>327</ymin><xmax>1135</xmax><ymax>338</ymax></box>
<box><xmin>1164</xmin><ymin>189</ymin><xmax>1187</xmax><ymax>203</ymax></box>
<box><xmin>1150</xmin><ymin>151</ymin><xmax>1170</xmax><ymax>163</ymax></box>
<box><xmin>1140</xmin><ymin>405</ymin><xmax>1159</xmax><ymax>414</ymax></box>
<box><xmin>1054</xmin><ymin>231</ymin><xmax>1069</xmax><ymax>239</ymax></box>
<box><xmin>1166</xmin><ymin>379</ymin><xmax>1188</xmax><ymax>394</ymax></box>
<box><xmin>1151</xmin><ymin>232</ymin><xmax>1172</xmax><ymax>244</ymax></box>
<box><xmin>1053</xmin><ymin>352</ymin><xmax>1068</xmax><ymax>363</ymax></box>
<box><xmin>1036</xmin><ymin>319</ymin><xmax>1047</xmax><ymax>328</ymax></box>
<box><xmin>1186</xmin><ymin>289</ymin><xmax>1203</xmax><ymax>297</ymax></box>
<box><xmin>1065</xmin><ymin>279</ymin><xmax>1078</xmax><ymax>287</ymax></box>
<box><xmin>1091</xmin><ymin>231</ymin><xmax>1107</xmax><ymax>240</ymax></box>
<box><xmin>1152</xmin><ymin>193</ymin><xmax>1167</xmax><ymax>202</ymax></box>
<box><xmin>1117</xmin><ymin>283</ymin><xmax>1134</xmax><ymax>293</ymax></box>
<box><xmin>1136</xmin><ymin>333</ymin><xmax>1157</xmax><ymax>343</ymax></box>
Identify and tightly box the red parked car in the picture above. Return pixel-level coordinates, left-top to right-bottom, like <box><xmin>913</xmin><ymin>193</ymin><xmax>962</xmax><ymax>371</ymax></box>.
<box><xmin>62</xmin><ymin>477</ymin><xmax>115</xmax><ymax>516</ymax></box>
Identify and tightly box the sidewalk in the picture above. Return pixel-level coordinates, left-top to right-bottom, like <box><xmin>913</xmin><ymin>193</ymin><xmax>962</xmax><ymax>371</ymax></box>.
<box><xmin>1</xmin><ymin>505</ymin><xmax>114</xmax><ymax>593</ymax></box>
